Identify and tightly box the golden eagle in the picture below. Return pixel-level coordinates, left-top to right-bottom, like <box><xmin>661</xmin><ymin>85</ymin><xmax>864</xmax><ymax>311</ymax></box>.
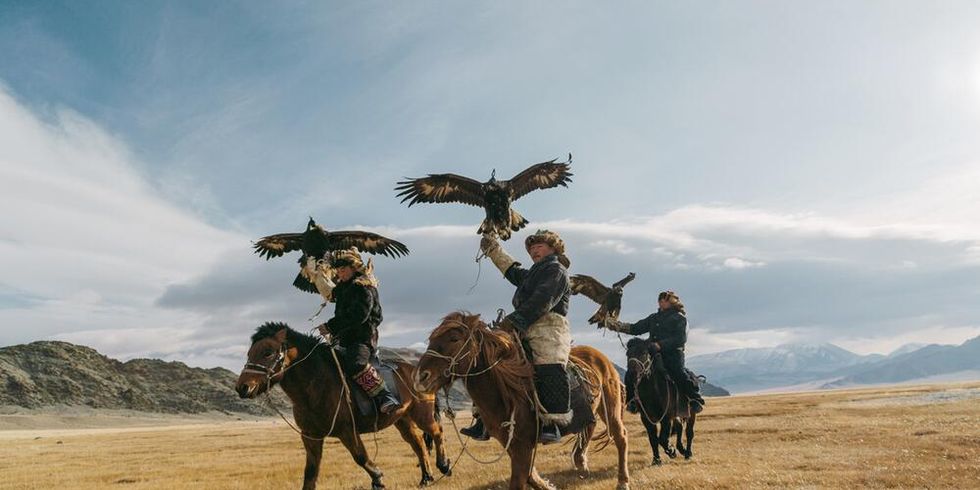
<box><xmin>570</xmin><ymin>272</ymin><xmax>636</xmax><ymax>326</ymax></box>
<box><xmin>253</xmin><ymin>217</ymin><xmax>409</xmax><ymax>296</ymax></box>
<box><xmin>394</xmin><ymin>155</ymin><xmax>573</xmax><ymax>240</ymax></box>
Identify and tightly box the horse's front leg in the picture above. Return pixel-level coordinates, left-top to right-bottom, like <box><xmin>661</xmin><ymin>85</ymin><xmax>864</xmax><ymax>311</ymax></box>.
<box><xmin>507</xmin><ymin>440</ymin><xmax>534</xmax><ymax>490</ymax></box>
<box><xmin>339</xmin><ymin>430</ymin><xmax>385</xmax><ymax>489</ymax></box>
<box><xmin>301</xmin><ymin>436</ymin><xmax>324</xmax><ymax>490</ymax></box>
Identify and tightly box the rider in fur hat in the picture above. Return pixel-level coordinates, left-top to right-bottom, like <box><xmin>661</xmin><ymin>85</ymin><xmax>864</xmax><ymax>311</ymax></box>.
<box><xmin>317</xmin><ymin>247</ymin><xmax>401</xmax><ymax>414</ymax></box>
<box><xmin>603</xmin><ymin>290</ymin><xmax>705</xmax><ymax>414</ymax></box>
<box><xmin>461</xmin><ymin>230</ymin><xmax>572</xmax><ymax>444</ymax></box>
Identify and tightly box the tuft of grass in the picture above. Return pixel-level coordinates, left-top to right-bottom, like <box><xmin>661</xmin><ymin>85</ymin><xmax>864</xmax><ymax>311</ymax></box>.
<box><xmin>1</xmin><ymin>382</ymin><xmax>978</xmax><ymax>489</ymax></box>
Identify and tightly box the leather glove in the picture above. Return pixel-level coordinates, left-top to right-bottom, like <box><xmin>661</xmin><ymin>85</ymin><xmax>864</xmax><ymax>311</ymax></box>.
<box><xmin>497</xmin><ymin>316</ymin><xmax>525</xmax><ymax>336</ymax></box>
<box><xmin>649</xmin><ymin>341</ymin><xmax>662</xmax><ymax>353</ymax></box>
<box><xmin>480</xmin><ymin>234</ymin><xmax>499</xmax><ymax>254</ymax></box>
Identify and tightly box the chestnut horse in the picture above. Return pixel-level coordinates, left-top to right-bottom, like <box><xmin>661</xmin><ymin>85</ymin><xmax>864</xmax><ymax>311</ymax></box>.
<box><xmin>236</xmin><ymin>322</ymin><xmax>451</xmax><ymax>490</ymax></box>
<box><xmin>413</xmin><ymin>312</ymin><xmax>630</xmax><ymax>490</ymax></box>
<box><xmin>626</xmin><ymin>337</ymin><xmax>697</xmax><ymax>465</ymax></box>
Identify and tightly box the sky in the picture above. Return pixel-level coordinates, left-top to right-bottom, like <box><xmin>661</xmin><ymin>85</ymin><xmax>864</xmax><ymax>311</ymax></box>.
<box><xmin>2</xmin><ymin>1</ymin><xmax>980</xmax><ymax>369</ymax></box>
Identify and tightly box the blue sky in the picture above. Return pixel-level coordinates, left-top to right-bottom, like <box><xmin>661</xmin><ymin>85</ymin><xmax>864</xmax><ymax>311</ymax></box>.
<box><xmin>2</xmin><ymin>1</ymin><xmax>980</xmax><ymax>369</ymax></box>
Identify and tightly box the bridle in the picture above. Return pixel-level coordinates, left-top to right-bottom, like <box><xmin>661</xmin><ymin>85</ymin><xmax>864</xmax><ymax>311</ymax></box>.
<box><xmin>419</xmin><ymin>321</ymin><xmax>502</xmax><ymax>383</ymax></box>
<box><xmin>241</xmin><ymin>344</ymin><xmax>287</xmax><ymax>383</ymax></box>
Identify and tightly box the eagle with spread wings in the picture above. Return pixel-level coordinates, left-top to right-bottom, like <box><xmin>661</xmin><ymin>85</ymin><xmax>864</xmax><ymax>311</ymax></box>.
<box><xmin>253</xmin><ymin>218</ymin><xmax>409</xmax><ymax>299</ymax></box>
<box><xmin>570</xmin><ymin>272</ymin><xmax>637</xmax><ymax>326</ymax></box>
<box><xmin>394</xmin><ymin>154</ymin><xmax>573</xmax><ymax>240</ymax></box>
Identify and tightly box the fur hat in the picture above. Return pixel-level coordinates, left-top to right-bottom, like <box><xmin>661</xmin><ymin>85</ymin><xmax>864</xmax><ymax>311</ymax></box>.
<box><xmin>524</xmin><ymin>229</ymin><xmax>570</xmax><ymax>268</ymax></box>
<box><xmin>658</xmin><ymin>290</ymin><xmax>685</xmax><ymax>314</ymax></box>
<box><xmin>329</xmin><ymin>247</ymin><xmax>378</xmax><ymax>287</ymax></box>
<box><xmin>329</xmin><ymin>247</ymin><xmax>364</xmax><ymax>269</ymax></box>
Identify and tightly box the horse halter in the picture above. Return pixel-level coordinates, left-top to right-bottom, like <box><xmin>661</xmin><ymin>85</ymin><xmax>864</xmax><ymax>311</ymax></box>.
<box><xmin>420</xmin><ymin>321</ymin><xmax>502</xmax><ymax>381</ymax></box>
<box><xmin>241</xmin><ymin>343</ymin><xmax>287</xmax><ymax>383</ymax></box>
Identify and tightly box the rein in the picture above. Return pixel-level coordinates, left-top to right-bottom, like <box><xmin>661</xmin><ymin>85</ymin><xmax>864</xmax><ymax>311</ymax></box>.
<box><xmin>629</xmin><ymin>355</ymin><xmax>672</xmax><ymax>425</ymax></box>
<box><xmin>241</xmin><ymin>339</ymin><xmax>350</xmax><ymax>442</ymax></box>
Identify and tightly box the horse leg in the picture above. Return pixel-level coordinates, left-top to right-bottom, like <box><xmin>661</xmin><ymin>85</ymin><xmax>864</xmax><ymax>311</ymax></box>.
<box><xmin>674</xmin><ymin>419</ymin><xmax>689</xmax><ymax>458</ymax></box>
<box><xmin>339</xmin><ymin>431</ymin><xmax>385</xmax><ymax>489</ymax></box>
<box><xmin>683</xmin><ymin>414</ymin><xmax>696</xmax><ymax>459</ymax></box>
<box><xmin>301</xmin><ymin>437</ymin><xmax>324</xmax><ymax>490</ymax></box>
<box><xmin>603</xmin><ymin>387</ymin><xmax>631</xmax><ymax>490</ymax></box>
<box><xmin>529</xmin><ymin>465</ymin><xmax>557</xmax><ymax>490</ymax></box>
<box><xmin>640</xmin><ymin>414</ymin><xmax>662</xmax><ymax>466</ymax></box>
<box><xmin>660</xmin><ymin>418</ymin><xmax>677</xmax><ymax>459</ymax></box>
<box><xmin>415</xmin><ymin>405</ymin><xmax>451</xmax><ymax>476</ymax></box>
<box><xmin>394</xmin><ymin>418</ymin><xmax>434</xmax><ymax>487</ymax></box>
<box><xmin>507</xmin><ymin>441</ymin><xmax>534</xmax><ymax>490</ymax></box>
<box><xmin>572</xmin><ymin>420</ymin><xmax>596</xmax><ymax>475</ymax></box>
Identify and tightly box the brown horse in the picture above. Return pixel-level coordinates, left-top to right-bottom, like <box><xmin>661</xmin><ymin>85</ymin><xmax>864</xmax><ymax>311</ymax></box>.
<box><xmin>236</xmin><ymin>322</ymin><xmax>451</xmax><ymax>490</ymax></box>
<box><xmin>625</xmin><ymin>337</ymin><xmax>697</xmax><ymax>465</ymax></box>
<box><xmin>413</xmin><ymin>312</ymin><xmax>630</xmax><ymax>490</ymax></box>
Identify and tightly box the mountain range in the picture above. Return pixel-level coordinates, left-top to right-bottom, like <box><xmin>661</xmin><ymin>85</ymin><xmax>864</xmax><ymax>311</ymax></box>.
<box><xmin>687</xmin><ymin>336</ymin><xmax>980</xmax><ymax>393</ymax></box>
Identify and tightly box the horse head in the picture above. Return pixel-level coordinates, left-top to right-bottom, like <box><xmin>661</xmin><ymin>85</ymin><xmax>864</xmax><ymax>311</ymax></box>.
<box><xmin>236</xmin><ymin>322</ymin><xmax>303</xmax><ymax>399</ymax></box>
<box><xmin>414</xmin><ymin>312</ymin><xmax>485</xmax><ymax>393</ymax></box>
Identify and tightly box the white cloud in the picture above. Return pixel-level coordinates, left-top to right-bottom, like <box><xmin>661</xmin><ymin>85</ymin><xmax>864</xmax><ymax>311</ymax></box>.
<box><xmin>0</xmin><ymin>86</ymin><xmax>246</xmax><ymax>355</ymax></box>
<box><xmin>722</xmin><ymin>257</ymin><xmax>766</xmax><ymax>270</ymax></box>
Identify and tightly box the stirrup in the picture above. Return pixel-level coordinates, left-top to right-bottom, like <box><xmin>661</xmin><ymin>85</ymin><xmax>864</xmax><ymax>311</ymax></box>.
<box><xmin>538</xmin><ymin>425</ymin><xmax>561</xmax><ymax>445</ymax></box>
<box><xmin>378</xmin><ymin>395</ymin><xmax>401</xmax><ymax>414</ymax></box>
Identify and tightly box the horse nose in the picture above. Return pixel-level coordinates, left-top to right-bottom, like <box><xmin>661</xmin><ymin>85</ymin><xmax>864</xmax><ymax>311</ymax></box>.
<box><xmin>236</xmin><ymin>383</ymin><xmax>251</xmax><ymax>399</ymax></box>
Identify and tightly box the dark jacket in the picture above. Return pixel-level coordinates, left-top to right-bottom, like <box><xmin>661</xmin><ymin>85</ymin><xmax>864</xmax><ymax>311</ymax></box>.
<box><xmin>620</xmin><ymin>308</ymin><xmax>687</xmax><ymax>352</ymax></box>
<box><xmin>503</xmin><ymin>254</ymin><xmax>570</xmax><ymax>332</ymax></box>
<box><xmin>325</xmin><ymin>275</ymin><xmax>382</xmax><ymax>346</ymax></box>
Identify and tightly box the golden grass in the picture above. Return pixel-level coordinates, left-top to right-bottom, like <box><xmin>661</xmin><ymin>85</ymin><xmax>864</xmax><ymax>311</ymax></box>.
<box><xmin>1</xmin><ymin>382</ymin><xmax>978</xmax><ymax>489</ymax></box>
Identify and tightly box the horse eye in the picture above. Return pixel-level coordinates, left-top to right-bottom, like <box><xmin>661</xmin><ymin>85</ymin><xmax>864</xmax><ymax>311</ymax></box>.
<box><xmin>264</xmin><ymin>350</ymin><xmax>274</xmax><ymax>357</ymax></box>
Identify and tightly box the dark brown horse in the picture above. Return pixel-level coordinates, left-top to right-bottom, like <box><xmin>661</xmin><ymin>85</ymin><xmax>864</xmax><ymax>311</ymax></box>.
<box><xmin>236</xmin><ymin>322</ymin><xmax>451</xmax><ymax>489</ymax></box>
<box><xmin>413</xmin><ymin>312</ymin><xmax>630</xmax><ymax>490</ymax></box>
<box><xmin>625</xmin><ymin>337</ymin><xmax>696</xmax><ymax>465</ymax></box>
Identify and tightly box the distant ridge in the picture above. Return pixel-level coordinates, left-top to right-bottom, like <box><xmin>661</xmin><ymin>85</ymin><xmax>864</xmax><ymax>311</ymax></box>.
<box><xmin>688</xmin><ymin>336</ymin><xmax>980</xmax><ymax>393</ymax></box>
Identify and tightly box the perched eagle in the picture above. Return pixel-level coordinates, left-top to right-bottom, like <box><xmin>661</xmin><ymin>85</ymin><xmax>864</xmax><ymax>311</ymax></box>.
<box><xmin>394</xmin><ymin>155</ymin><xmax>573</xmax><ymax>240</ymax></box>
<box><xmin>570</xmin><ymin>272</ymin><xmax>637</xmax><ymax>326</ymax></box>
<box><xmin>253</xmin><ymin>218</ymin><xmax>409</xmax><ymax>298</ymax></box>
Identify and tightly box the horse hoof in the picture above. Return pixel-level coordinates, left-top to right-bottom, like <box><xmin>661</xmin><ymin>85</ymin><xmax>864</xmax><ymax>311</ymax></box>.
<box><xmin>436</xmin><ymin>459</ymin><xmax>452</xmax><ymax>476</ymax></box>
<box><xmin>616</xmin><ymin>483</ymin><xmax>630</xmax><ymax>490</ymax></box>
<box><xmin>652</xmin><ymin>458</ymin><xmax>662</xmax><ymax>466</ymax></box>
<box><xmin>683</xmin><ymin>452</ymin><xmax>692</xmax><ymax>460</ymax></box>
<box><xmin>665</xmin><ymin>447</ymin><xmax>677</xmax><ymax>459</ymax></box>
<box><xmin>418</xmin><ymin>476</ymin><xmax>434</xmax><ymax>487</ymax></box>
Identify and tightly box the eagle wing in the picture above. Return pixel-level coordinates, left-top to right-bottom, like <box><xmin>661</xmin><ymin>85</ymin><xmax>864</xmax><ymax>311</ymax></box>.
<box><xmin>612</xmin><ymin>272</ymin><xmax>637</xmax><ymax>290</ymax></box>
<box><xmin>253</xmin><ymin>233</ymin><xmax>303</xmax><ymax>260</ymax></box>
<box><xmin>325</xmin><ymin>231</ymin><xmax>410</xmax><ymax>258</ymax></box>
<box><xmin>394</xmin><ymin>174</ymin><xmax>486</xmax><ymax>208</ymax></box>
<box><xmin>292</xmin><ymin>271</ymin><xmax>320</xmax><ymax>294</ymax></box>
<box><xmin>569</xmin><ymin>274</ymin><xmax>611</xmax><ymax>304</ymax></box>
<box><xmin>507</xmin><ymin>156</ymin><xmax>573</xmax><ymax>201</ymax></box>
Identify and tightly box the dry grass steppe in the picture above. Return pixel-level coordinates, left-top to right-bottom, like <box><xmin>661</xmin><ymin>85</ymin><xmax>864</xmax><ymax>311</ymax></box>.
<box><xmin>1</xmin><ymin>382</ymin><xmax>977</xmax><ymax>489</ymax></box>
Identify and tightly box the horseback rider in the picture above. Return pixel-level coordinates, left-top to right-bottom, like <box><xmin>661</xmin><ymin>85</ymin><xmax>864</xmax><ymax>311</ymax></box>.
<box><xmin>316</xmin><ymin>247</ymin><xmax>401</xmax><ymax>414</ymax></box>
<box><xmin>602</xmin><ymin>290</ymin><xmax>705</xmax><ymax>414</ymax></box>
<box><xmin>461</xmin><ymin>230</ymin><xmax>573</xmax><ymax>444</ymax></box>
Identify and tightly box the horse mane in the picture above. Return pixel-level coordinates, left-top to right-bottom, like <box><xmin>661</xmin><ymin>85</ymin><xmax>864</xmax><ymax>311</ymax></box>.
<box><xmin>433</xmin><ymin>312</ymin><xmax>534</xmax><ymax>408</ymax></box>
<box><xmin>251</xmin><ymin>322</ymin><xmax>322</xmax><ymax>357</ymax></box>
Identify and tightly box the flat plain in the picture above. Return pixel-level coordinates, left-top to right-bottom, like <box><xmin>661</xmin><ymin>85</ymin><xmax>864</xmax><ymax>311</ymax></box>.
<box><xmin>1</xmin><ymin>382</ymin><xmax>978</xmax><ymax>489</ymax></box>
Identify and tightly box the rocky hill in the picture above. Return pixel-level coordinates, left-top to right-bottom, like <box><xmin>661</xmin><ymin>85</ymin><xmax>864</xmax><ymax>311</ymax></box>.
<box><xmin>0</xmin><ymin>341</ymin><xmax>284</xmax><ymax>415</ymax></box>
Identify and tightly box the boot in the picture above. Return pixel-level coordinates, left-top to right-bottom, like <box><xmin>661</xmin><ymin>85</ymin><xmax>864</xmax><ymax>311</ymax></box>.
<box><xmin>534</xmin><ymin>364</ymin><xmax>571</xmax><ymax>444</ymax></box>
<box><xmin>352</xmin><ymin>365</ymin><xmax>401</xmax><ymax>414</ymax></box>
<box><xmin>375</xmin><ymin>387</ymin><xmax>402</xmax><ymax>414</ymax></box>
<box><xmin>460</xmin><ymin>414</ymin><xmax>490</xmax><ymax>441</ymax></box>
<box><xmin>686</xmin><ymin>372</ymin><xmax>705</xmax><ymax>414</ymax></box>
<box><xmin>624</xmin><ymin>368</ymin><xmax>639</xmax><ymax>414</ymax></box>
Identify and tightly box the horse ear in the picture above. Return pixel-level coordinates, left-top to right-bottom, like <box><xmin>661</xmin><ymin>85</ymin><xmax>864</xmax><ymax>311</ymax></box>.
<box><xmin>274</xmin><ymin>328</ymin><xmax>287</xmax><ymax>343</ymax></box>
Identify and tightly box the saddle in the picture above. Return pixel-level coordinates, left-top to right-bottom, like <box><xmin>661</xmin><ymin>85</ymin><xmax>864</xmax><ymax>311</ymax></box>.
<box><xmin>333</xmin><ymin>347</ymin><xmax>402</xmax><ymax>416</ymax></box>
<box><xmin>561</xmin><ymin>363</ymin><xmax>597</xmax><ymax>434</ymax></box>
